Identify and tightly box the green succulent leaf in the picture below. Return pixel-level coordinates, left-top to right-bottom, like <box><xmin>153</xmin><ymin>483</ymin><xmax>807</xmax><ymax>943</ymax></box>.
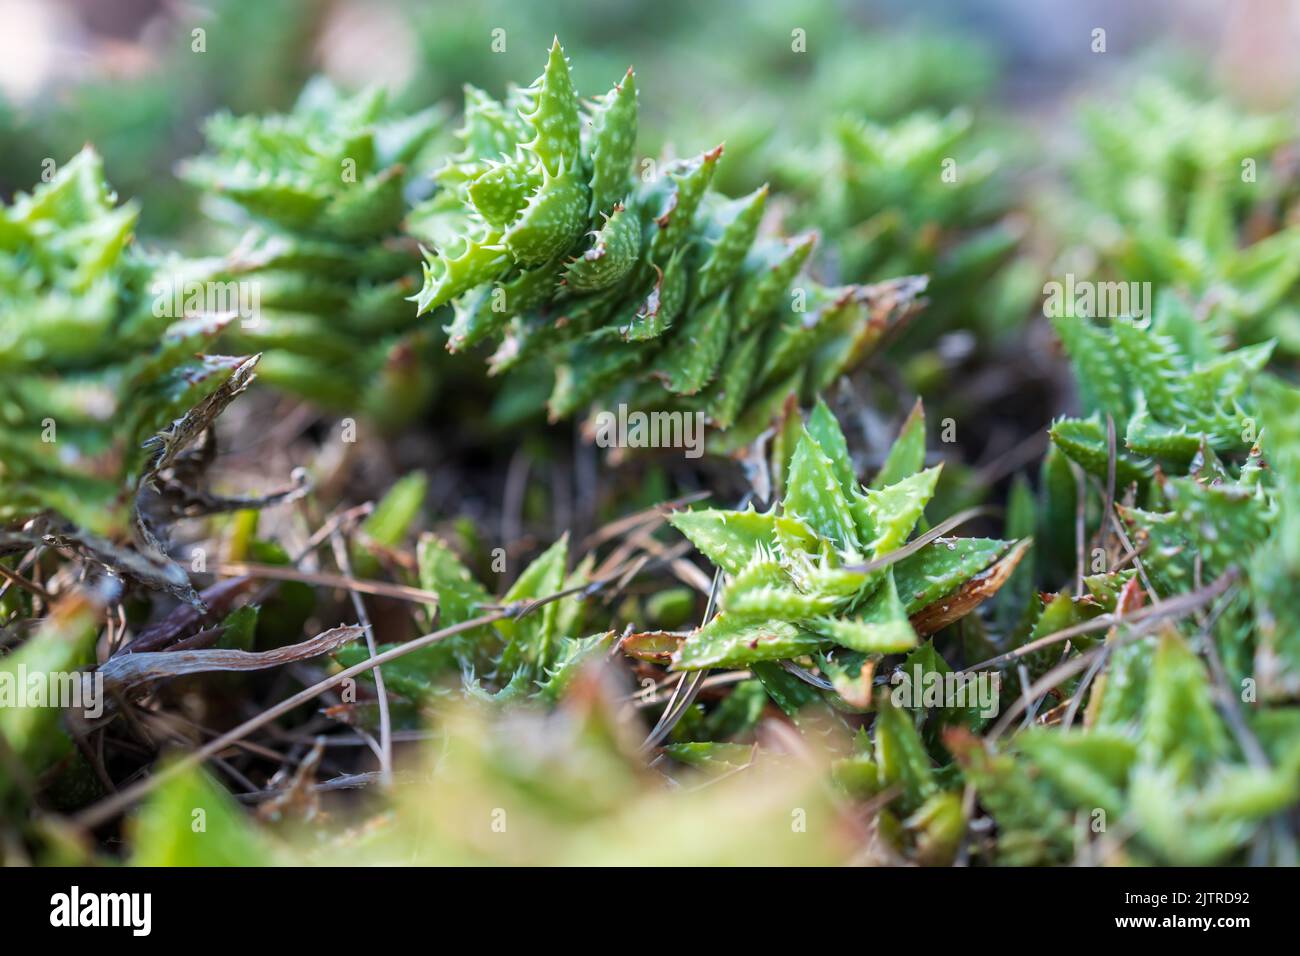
<box><xmin>672</xmin><ymin>616</ymin><xmax>827</xmax><ymax>670</ymax></box>
<box><xmin>871</xmin><ymin>399</ymin><xmax>926</xmax><ymax>490</ymax></box>
<box><xmin>519</xmin><ymin>39</ymin><xmax>583</xmax><ymax>177</ymax></box>
<box><xmin>809</xmin><ymin>570</ymin><xmax>917</xmax><ymax>654</ymax></box>
<box><xmin>666</xmin><ymin>507</ymin><xmax>777</xmax><ymax>576</ymax></box>
<box><xmin>587</xmin><ymin>68</ymin><xmax>638</xmax><ymax>216</ymax></box>
<box><xmin>864</xmin><ymin>466</ymin><xmax>941</xmax><ymax>556</ymax></box>
<box><xmin>651</xmin><ymin>291</ymin><xmax>732</xmax><ymax>395</ymax></box>
<box><xmin>783</xmin><ymin>428</ymin><xmax>862</xmax><ymax>552</ymax></box>
<box><xmin>562</xmin><ymin>204</ymin><xmax>640</xmax><ymax>292</ymax></box>
<box><xmin>497</xmin><ymin>535</ymin><xmax>570</xmax><ymax>680</ymax></box>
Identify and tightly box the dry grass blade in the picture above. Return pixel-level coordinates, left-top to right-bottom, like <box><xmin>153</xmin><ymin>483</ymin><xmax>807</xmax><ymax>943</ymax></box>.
<box><xmin>216</xmin><ymin>561</ymin><xmax>442</xmax><ymax>605</ymax></box>
<box><xmin>0</xmin><ymin>562</ymin><xmax>54</xmax><ymax>603</ymax></box>
<box><xmin>967</xmin><ymin>569</ymin><xmax>1237</xmax><ymax>673</ymax></box>
<box><xmin>987</xmin><ymin>573</ymin><xmax>1242</xmax><ymax>741</ymax></box>
<box><xmin>330</xmin><ymin>529</ymin><xmax>392</xmax><ymax>787</ymax></box>
<box><xmin>96</xmin><ymin>625</ymin><xmax>367</xmax><ymax>696</ymax></box>
<box><xmin>579</xmin><ymin>490</ymin><xmax>710</xmax><ymax>550</ymax></box>
<box><xmin>640</xmin><ymin>565</ymin><xmax>723</xmax><ymax>750</ymax></box>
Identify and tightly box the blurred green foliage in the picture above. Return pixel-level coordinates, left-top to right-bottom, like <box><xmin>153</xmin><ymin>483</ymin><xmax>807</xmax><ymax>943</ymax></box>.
<box><xmin>180</xmin><ymin>79</ymin><xmax>445</xmax><ymax>427</ymax></box>
<box><xmin>0</xmin><ymin>149</ymin><xmax>254</xmax><ymax>536</ymax></box>
<box><xmin>0</xmin><ymin>0</ymin><xmax>322</xmax><ymax>234</ymax></box>
<box><xmin>1067</xmin><ymin>79</ymin><xmax>1300</xmax><ymax>357</ymax></box>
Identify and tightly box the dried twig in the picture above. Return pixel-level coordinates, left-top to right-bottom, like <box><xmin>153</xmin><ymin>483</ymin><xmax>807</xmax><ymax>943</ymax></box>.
<box><xmin>967</xmin><ymin>570</ymin><xmax>1237</xmax><ymax>673</ymax></box>
<box><xmin>987</xmin><ymin>573</ymin><xmax>1241</xmax><ymax>741</ymax></box>
<box><xmin>216</xmin><ymin>561</ymin><xmax>441</xmax><ymax>605</ymax></box>
<box><xmin>0</xmin><ymin>562</ymin><xmax>54</xmax><ymax>603</ymax></box>
<box><xmin>330</xmin><ymin>530</ymin><xmax>392</xmax><ymax>787</ymax></box>
<box><xmin>96</xmin><ymin>626</ymin><xmax>367</xmax><ymax>697</ymax></box>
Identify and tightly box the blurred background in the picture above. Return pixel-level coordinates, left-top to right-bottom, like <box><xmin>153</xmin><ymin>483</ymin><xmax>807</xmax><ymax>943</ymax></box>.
<box><xmin>3</xmin><ymin>0</ymin><xmax>1298</xmax><ymax>235</ymax></box>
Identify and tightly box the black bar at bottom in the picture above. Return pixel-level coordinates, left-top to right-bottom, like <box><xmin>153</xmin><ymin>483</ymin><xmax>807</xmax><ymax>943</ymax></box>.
<box><xmin>0</xmin><ymin>865</ymin><xmax>1277</xmax><ymax>941</ymax></box>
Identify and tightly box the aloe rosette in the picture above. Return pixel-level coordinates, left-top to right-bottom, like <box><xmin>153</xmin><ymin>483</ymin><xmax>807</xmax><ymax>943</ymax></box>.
<box><xmin>411</xmin><ymin>41</ymin><xmax>925</xmax><ymax>439</ymax></box>
<box><xmin>664</xmin><ymin>398</ymin><xmax>1024</xmax><ymax>671</ymax></box>
<box><xmin>335</xmin><ymin>523</ymin><xmax>606</xmax><ymax>705</ymax></box>
<box><xmin>180</xmin><ymin>79</ymin><xmax>444</xmax><ymax>428</ymax></box>
<box><xmin>0</xmin><ymin>148</ymin><xmax>257</xmax><ymax>540</ymax></box>
<box><xmin>642</xmin><ymin>397</ymin><xmax>1027</xmax><ymax>863</ymax></box>
<box><xmin>777</xmin><ymin>108</ymin><xmax>1025</xmax><ymax>342</ymax></box>
<box><xmin>1069</xmin><ymin>79</ymin><xmax>1300</xmax><ymax>357</ymax></box>
<box><xmin>1048</xmin><ymin>292</ymin><xmax>1273</xmax><ymax>485</ymax></box>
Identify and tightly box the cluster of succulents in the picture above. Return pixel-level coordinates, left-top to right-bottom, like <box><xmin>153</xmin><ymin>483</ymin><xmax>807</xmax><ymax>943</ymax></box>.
<box><xmin>6</xmin><ymin>18</ymin><xmax>1300</xmax><ymax>872</ymax></box>
<box><xmin>653</xmin><ymin>23</ymin><xmax>1003</xmax><ymax>198</ymax></box>
<box><xmin>968</xmin><ymin>615</ymin><xmax>1300</xmax><ymax>865</ymax></box>
<box><xmin>1051</xmin><ymin>296</ymin><xmax>1300</xmax><ymax>692</ymax></box>
<box><xmin>935</xmin><ymin>300</ymin><xmax>1300</xmax><ymax>865</ymax></box>
<box><xmin>775</xmin><ymin>108</ymin><xmax>1027</xmax><ymax>342</ymax></box>
<box><xmin>1048</xmin><ymin>292</ymin><xmax>1272</xmax><ymax>483</ymax></box>
<box><xmin>602</xmin><ymin>297</ymin><xmax>1299</xmax><ymax>866</ymax></box>
<box><xmin>410</xmin><ymin>41</ymin><xmax>926</xmax><ymax>439</ymax></box>
<box><xmin>180</xmin><ymin>79</ymin><xmax>445</xmax><ymax>429</ymax></box>
<box><xmin>1068</xmin><ymin>79</ymin><xmax>1300</xmax><ymax>357</ymax></box>
<box><xmin>951</xmin><ymin>543</ymin><xmax>1300</xmax><ymax>866</ymax></box>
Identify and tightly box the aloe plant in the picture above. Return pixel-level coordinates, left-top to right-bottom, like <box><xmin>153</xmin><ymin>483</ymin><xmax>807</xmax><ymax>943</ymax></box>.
<box><xmin>650</xmin><ymin>395</ymin><xmax>1028</xmax><ymax>863</ymax></box>
<box><xmin>776</xmin><ymin>109</ymin><xmax>1026</xmax><ymax>342</ymax></box>
<box><xmin>1049</xmin><ymin>292</ymin><xmax>1272</xmax><ymax>484</ymax></box>
<box><xmin>1051</xmin><ymin>292</ymin><xmax>1300</xmax><ymax>689</ymax></box>
<box><xmin>1069</xmin><ymin>78</ymin><xmax>1300</xmax><ymax>357</ymax></box>
<box><xmin>0</xmin><ymin>148</ymin><xmax>257</xmax><ymax>540</ymax></box>
<box><xmin>180</xmin><ymin>79</ymin><xmax>445</xmax><ymax>428</ymax></box>
<box><xmin>335</xmin><ymin>527</ymin><xmax>606</xmax><ymax>704</ymax></box>
<box><xmin>954</xmin><ymin>627</ymin><xmax>1299</xmax><ymax>865</ymax></box>
<box><xmin>666</xmin><ymin>397</ymin><xmax>1024</xmax><ymax>670</ymax></box>
<box><xmin>411</xmin><ymin>41</ymin><xmax>924</xmax><ymax>437</ymax></box>
<box><xmin>944</xmin><ymin>292</ymin><xmax>1300</xmax><ymax>865</ymax></box>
